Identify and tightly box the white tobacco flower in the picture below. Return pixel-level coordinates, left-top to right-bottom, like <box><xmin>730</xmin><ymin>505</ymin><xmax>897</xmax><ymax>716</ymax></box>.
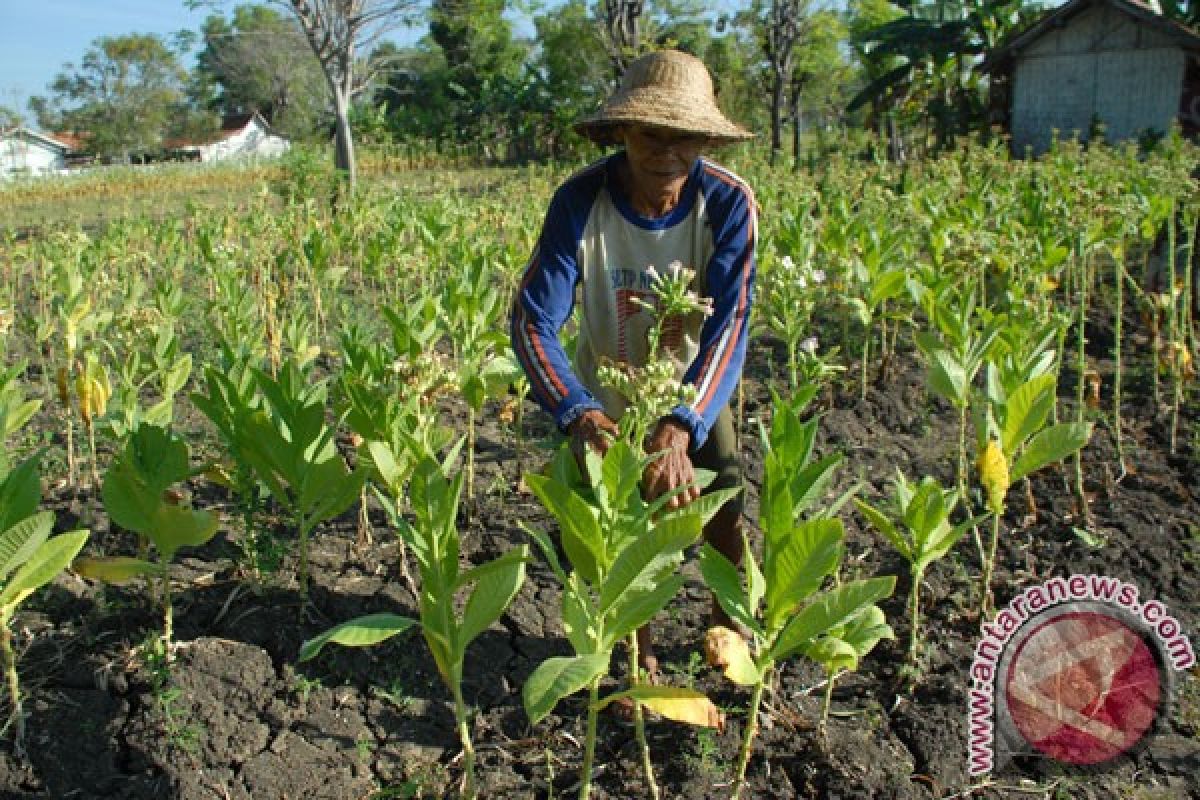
<box><xmin>796</xmin><ymin>275</ymin><xmax>808</xmax><ymax>290</ymax></box>
<box><xmin>780</xmin><ymin>255</ymin><xmax>795</xmax><ymax>270</ymax></box>
<box><xmin>800</xmin><ymin>336</ymin><xmax>819</xmax><ymax>354</ymax></box>
<box><xmin>811</xmin><ymin>269</ymin><xmax>826</xmax><ymax>284</ymax></box>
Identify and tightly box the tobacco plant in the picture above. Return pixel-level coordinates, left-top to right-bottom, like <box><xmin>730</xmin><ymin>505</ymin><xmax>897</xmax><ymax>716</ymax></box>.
<box><xmin>300</xmin><ymin>455</ymin><xmax>527</xmax><ymax>800</ymax></box>
<box><xmin>855</xmin><ymin>472</ymin><xmax>978</xmax><ymax>669</ymax></box>
<box><xmin>975</xmin><ymin>371</ymin><xmax>1092</xmax><ymax>612</ymax></box>
<box><xmin>701</xmin><ymin>389</ymin><xmax>894</xmax><ymax>798</ymax></box>
<box><xmin>0</xmin><ymin>453</ymin><xmax>89</xmax><ymax>750</ymax></box>
<box><xmin>75</xmin><ymin>425</ymin><xmax>219</xmax><ymax>654</ymax></box>
<box><xmin>235</xmin><ymin>359</ymin><xmax>366</xmax><ymax>595</ymax></box>
<box><xmin>522</xmin><ymin>441</ymin><xmax>733</xmax><ymax>800</ymax></box>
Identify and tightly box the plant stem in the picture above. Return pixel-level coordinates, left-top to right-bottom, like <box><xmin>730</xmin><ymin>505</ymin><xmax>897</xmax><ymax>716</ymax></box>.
<box><xmin>820</xmin><ymin>669</ymin><xmax>837</xmax><ymax>730</ymax></box>
<box><xmin>628</xmin><ymin>633</ymin><xmax>660</xmax><ymax>800</ymax></box>
<box><xmin>731</xmin><ymin>665</ymin><xmax>771</xmax><ymax>799</ymax></box>
<box><xmin>1113</xmin><ymin>258</ymin><xmax>1125</xmax><ymax>474</ymax></box>
<box><xmin>452</xmin><ymin>682</ymin><xmax>477</xmax><ymax>800</ymax></box>
<box><xmin>981</xmin><ymin>510</ymin><xmax>1003</xmax><ymax>616</ymax></box>
<box><xmin>956</xmin><ymin>403</ymin><xmax>985</xmax><ymax>568</ymax></box>
<box><xmin>908</xmin><ymin>567</ymin><xmax>922</xmax><ymax>666</ymax></box>
<box><xmin>860</xmin><ymin>328</ymin><xmax>871</xmax><ymax>402</ymax></box>
<box><xmin>1</xmin><ymin>624</ymin><xmax>23</xmax><ymax>748</ymax></box>
<box><xmin>579</xmin><ymin>679</ymin><xmax>601</xmax><ymax>800</ymax></box>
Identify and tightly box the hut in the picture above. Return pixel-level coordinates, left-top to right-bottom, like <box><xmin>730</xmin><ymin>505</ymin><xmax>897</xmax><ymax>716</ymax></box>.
<box><xmin>987</xmin><ymin>0</ymin><xmax>1200</xmax><ymax>154</ymax></box>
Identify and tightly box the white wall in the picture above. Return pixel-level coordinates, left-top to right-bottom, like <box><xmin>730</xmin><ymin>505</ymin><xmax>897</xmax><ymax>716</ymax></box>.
<box><xmin>0</xmin><ymin>133</ymin><xmax>65</xmax><ymax>178</ymax></box>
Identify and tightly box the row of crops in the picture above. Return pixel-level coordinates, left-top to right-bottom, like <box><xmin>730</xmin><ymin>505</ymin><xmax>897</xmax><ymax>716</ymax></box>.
<box><xmin>0</xmin><ymin>135</ymin><xmax>1197</xmax><ymax>797</ymax></box>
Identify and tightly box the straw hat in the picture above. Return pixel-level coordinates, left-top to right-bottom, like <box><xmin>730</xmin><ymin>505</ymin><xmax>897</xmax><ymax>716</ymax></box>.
<box><xmin>574</xmin><ymin>49</ymin><xmax>753</xmax><ymax>146</ymax></box>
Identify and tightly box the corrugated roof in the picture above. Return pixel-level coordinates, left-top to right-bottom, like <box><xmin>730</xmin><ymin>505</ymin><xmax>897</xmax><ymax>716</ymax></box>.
<box><xmin>988</xmin><ymin>0</ymin><xmax>1200</xmax><ymax>67</ymax></box>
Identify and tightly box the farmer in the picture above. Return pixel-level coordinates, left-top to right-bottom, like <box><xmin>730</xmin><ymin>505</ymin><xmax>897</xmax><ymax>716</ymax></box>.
<box><xmin>510</xmin><ymin>49</ymin><xmax>756</xmax><ymax>678</ymax></box>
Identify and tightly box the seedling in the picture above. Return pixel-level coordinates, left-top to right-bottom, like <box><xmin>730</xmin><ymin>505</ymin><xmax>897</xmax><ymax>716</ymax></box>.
<box><xmin>301</xmin><ymin>455</ymin><xmax>528</xmax><ymax>800</ymax></box>
<box><xmin>701</xmin><ymin>389</ymin><xmax>895</xmax><ymax>798</ymax></box>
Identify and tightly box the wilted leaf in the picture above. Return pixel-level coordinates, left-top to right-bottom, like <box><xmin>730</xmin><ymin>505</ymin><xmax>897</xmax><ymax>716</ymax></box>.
<box><xmin>704</xmin><ymin>626</ymin><xmax>760</xmax><ymax>686</ymax></box>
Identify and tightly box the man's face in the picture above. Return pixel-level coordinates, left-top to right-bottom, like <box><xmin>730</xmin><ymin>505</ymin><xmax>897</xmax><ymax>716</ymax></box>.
<box><xmin>620</xmin><ymin>125</ymin><xmax>706</xmax><ymax>185</ymax></box>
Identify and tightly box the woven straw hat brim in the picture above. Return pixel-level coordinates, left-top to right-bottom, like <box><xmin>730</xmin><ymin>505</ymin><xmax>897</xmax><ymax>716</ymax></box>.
<box><xmin>575</xmin><ymin>88</ymin><xmax>753</xmax><ymax>146</ymax></box>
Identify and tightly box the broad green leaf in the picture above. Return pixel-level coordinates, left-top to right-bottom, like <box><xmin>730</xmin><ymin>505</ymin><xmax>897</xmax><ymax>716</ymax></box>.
<box><xmin>1001</xmin><ymin>373</ymin><xmax>1056</xmax><ymax>455</ymax></box>
<box><xmin>73</xmin><ymin>555</ymin><xmax>163</xmax><ymax>584</ymax></box>
<box><xmin>458</xmin><ymin>547</ymin><xmax>528</xmax><ymax>648</ymax></box>
<box><xmin>0</xmin><ymin>454</ymin><xmax>43</xmax><ymax>534</ymax></box>
<box><xmin>522</xmin><ymin>523</ymin><xmax>568</xmax><ymax>585</ymax></box>
<box><xmin>523</xmin><ymin>473</ymin><xmax>604</xmax><ymax>585</ymax></box>
<box><xmin>854</xmin><ymin>500</ymin><xmax>910</xmax><ymax>562</ymax></box>
<box><xmin>770</xmin><ymin>576</ymin><xmax>896</xmax><ymax>662</ymax></box>
<box><xmin>1010</xmin><ymin>422</ymin><xmax>1092</xmax><ymax>483</ymax></box>
<box><xmin>0</xmin><ymin>530</ymin><xmax>89</xmax><ymax>612</ymax></box>
<box><xmin>603</xmin><ymin>573</ymin><xmax>686</xmax><ymax>648</ymax></box>
<box><xmin>698</xmin><ymin>544</ymin><xmax>757</xmax><ymax>635</ymax></box>
<box><xmin>599</xmin><ymin>515</ymin><xmax>699</xmax><ymax>615</ymax></box>
<box><xmin>145</xmin><ymin>505</ymin><xmax>219</xmax><ymax>562</ymax></box>
<box><xmin>523</xmin><ymin>653</ymin><xmax>609</xmax><ymax>725</ymax></box>
<box><xmin>0</xmin><ymin>511</ymin><xmax>54</xmax><ymax>580</ymax></box>
<box><xmin>927</xmin><ymin>350</ymin><xmax>967</xmax><ymax>405</ymax></box>
<box><xmin>764</xmin><ymin>518</ymin><xmax>844</xmax><ymax>631</ymax></box>
<box><xmin>597</xmin><ymin>686</ymin><xmax>723</xmax><ymax>728</ymax></box>
<box><xmin>803</xmin><ymin>635</ymin><xmax>860</xmax><ymax>674</ymax></box>
<box><xmin>298</xmin><ymin>613</ymin><xmax>417</xmax><ymax>661</ymax></box>
<box><xmin>787</xmin><ymin>453</ymin><xmax>844</xmax><ymax>518</ymax></box>
<box><xmin>599</xmin><ymin>440</ymin><xmax>642</xmax><ymax>514</ymax></box>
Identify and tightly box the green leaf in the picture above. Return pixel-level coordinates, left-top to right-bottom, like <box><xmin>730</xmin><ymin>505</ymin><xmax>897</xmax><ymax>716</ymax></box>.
<box><xmin>698</xmin><ymin>544</ymin><xmax>757</xmax><ymax>635</ymax></box>
<box><xmin>523</xmin><ymin>473</ymin><xmax>604</xmax><ymax>585</ymax></box>
<box><xmin>770</xmin><ymin>576</ymin><xmax>896</xmax><ymax>663</ymax></box>
<box><xmin>764</xmin><ymin>518</ymin><xmax>844</xmax><ymax>631</ymax></box>
<box><xmin>854</xmin><ymin>499</ymin><xmax>911</xmax><ymax>562</ymax></box>
<box><xmin>72</xmin><ymin>555</ymin><xmax>163</xmax><ymax>584</ymax></box>
<box><xmin>458</xmin><ymin>547</ymin><xmax>528</xmax><ymax>648</ymax></box>
<box><xmin>927</xmin><ymin>350</ymin><xmax>967</xmax><ymax>405</ymax></box>
<box><xmin>0</xmin><ymin>531</ymin><xmax>89</xmax><ymax>612</ymax></box>
<box><xmin>598</xmin><ymin>515</ymin><xmax>699</xmax><ymax>615</ymax></box>
<box><xmin>298</xmin><ymin>613</ymin><xmax>418</xmax><ymax>661</ymax></box>
<box><xmin>1009</xmin><ymin>422</ymin><xmax>1092</xmax><ymax>483</ymax></box>
<box><xmin>0</xmin><ymin>454</ymin><xmax>43</xmax><ymax>534</ymax></box>
<box><xmin>603</xmin><ymin>573</ymin><xmax>686</xmax><ymax>648</ymax></box>
<box><xmin>0</xmin><ymin>511</ymin><xmax>54</xmax><ymax>581</ymax></box>
<box><xmin>145</xmin><ymin>505</ymin><xmax>219</xmax><ymax>563</ymax></box>
<box><xmin>523</xmin><ymin>653</ymin><xmax>609</xmax><ymax>725</ymax></box>
<box><xmin>1001</xmin><ymin>373</ymin><xmax>1057</xmax><ymax>456</ymax></box>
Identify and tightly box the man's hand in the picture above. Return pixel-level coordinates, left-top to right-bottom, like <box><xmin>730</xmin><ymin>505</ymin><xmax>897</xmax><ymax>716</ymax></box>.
<box><xmin>568</xmin><ymin>409</ymin><xmax>619</xmax><ymax>473</ymax></box>
<box><xmin>643</xmin><ymin>417</ymin><xmax>698</xmax><ymax>511</ymax></box>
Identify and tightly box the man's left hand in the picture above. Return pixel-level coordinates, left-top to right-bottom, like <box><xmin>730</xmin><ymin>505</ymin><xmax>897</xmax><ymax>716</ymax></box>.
<box><xmin>642</xmin><ymin>417</ymin><xmax>698</xmax><ymax>511</ymax></box>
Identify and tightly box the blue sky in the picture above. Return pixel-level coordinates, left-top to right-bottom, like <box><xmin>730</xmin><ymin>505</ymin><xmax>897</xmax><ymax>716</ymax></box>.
<box><xmin>0</xmin><ymin>1</ymin><xmax>429</xmax><ymax>124</ymax></box>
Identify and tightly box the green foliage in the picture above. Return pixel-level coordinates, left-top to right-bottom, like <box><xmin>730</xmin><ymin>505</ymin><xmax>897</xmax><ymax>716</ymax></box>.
<box><xmin>0</xmin><ymin>453</ymin><xmax>89</xmax><ymax>748</ymax></box>
<box><xmin>701</xmin><ymin>389</ymin><xmax>894</xmax><ymax>795</ymax></box>
<box><xmin>301</xmin><ymin>455</ymin><xmax>527</xmax><ymax>800</ymax></box>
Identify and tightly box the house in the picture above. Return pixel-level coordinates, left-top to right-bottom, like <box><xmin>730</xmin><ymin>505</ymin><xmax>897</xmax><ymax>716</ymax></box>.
<box><xmin>987</xmin><ymin>0</ymin><xmax>1200</xmax><ymax>154</ymax></box>
<box><xmin>0</xmin><ymin>127</ymin><xmax>69</xmax><ymax>178</ymax></box>
<box><xmin>164</xmin><ymin>112</ymin><xmax>289</xmax><ymax>163</ymax></box>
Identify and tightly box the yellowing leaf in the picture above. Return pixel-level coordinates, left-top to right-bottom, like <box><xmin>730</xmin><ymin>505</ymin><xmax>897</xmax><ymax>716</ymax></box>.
<box><xmin>704</xmin><ymin>626</ymin><xmax>759</xmax><ymax>686</ymax></box>
<box><xmin>73</xmin><ymin>555</ymin><xmax>163</xmax><ymax>584</ymax></box>
<box><xmin>978</xmin><ymin>439</ymin><xmax>1009</xmax><ymax>514</ymax></box>
<box><xmin>603</xmin><ymin>686</ymin><xmax>724</xmax><ymax>730</ymax></box>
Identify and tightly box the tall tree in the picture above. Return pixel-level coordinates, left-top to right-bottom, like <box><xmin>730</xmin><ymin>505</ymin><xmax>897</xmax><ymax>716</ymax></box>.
<box><xmin>192</xmin><ymin>0</ymin><xmax>421</xmax><ymax>190</ymax></box>
<box><xmin>195</xmin><ymin>4</ymin><xmax>328</xmax><ymax>139</ymax></box>
<box><xmin>759</xmin><ymin>0</ymin><xmax>811</xmax><ymax>164</ymax></box>
<box><xmin>32</xmin><ymin>34</ymin><xmax>189</xmax><ymax>162</ymax></box>
<box><xmin>598</xmin><ymin>0</ymin><xmax>647</xmax><ymax>76</ymax></box>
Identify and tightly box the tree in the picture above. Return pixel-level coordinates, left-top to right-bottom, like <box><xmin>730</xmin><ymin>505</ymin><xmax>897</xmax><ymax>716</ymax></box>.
<box><xmin>191</xmin><ymin>0</ymin><xmax>422</xmax><ymax>191</ymax></box>
<box><xmin>760</xmin><ymin>0</ymin><xmax>811</xmax><ymax>164</ymax></box>
<box><xmin>32</xmin><ymin>34</ymin><xmax>188</xmax><ymax>162</ymax></box>
<box><xmin>598</xmin><ymin>0</ymin><xmax>648</xmax><ymax>76</ymax></box>
<box><xmin>194</xmin><ymin>4</ymin><xmax>328</xmax><ymax>140</ymax></box>
<box><xmin>0</xmin><ymin>107</ymin><xmax>20</xmax><ymax>130</ymax></box>
<box><xmin>847</xmin><ymin>0</ymin><xmax>1033</xmax><ymax>151</ymax></box>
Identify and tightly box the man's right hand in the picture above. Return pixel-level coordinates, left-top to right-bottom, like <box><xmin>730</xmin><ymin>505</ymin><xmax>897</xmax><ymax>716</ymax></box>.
<box><xmin>568</xmin><ymin>409</ymin><xmax>619</xmax><ymax>471</ymax></box>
